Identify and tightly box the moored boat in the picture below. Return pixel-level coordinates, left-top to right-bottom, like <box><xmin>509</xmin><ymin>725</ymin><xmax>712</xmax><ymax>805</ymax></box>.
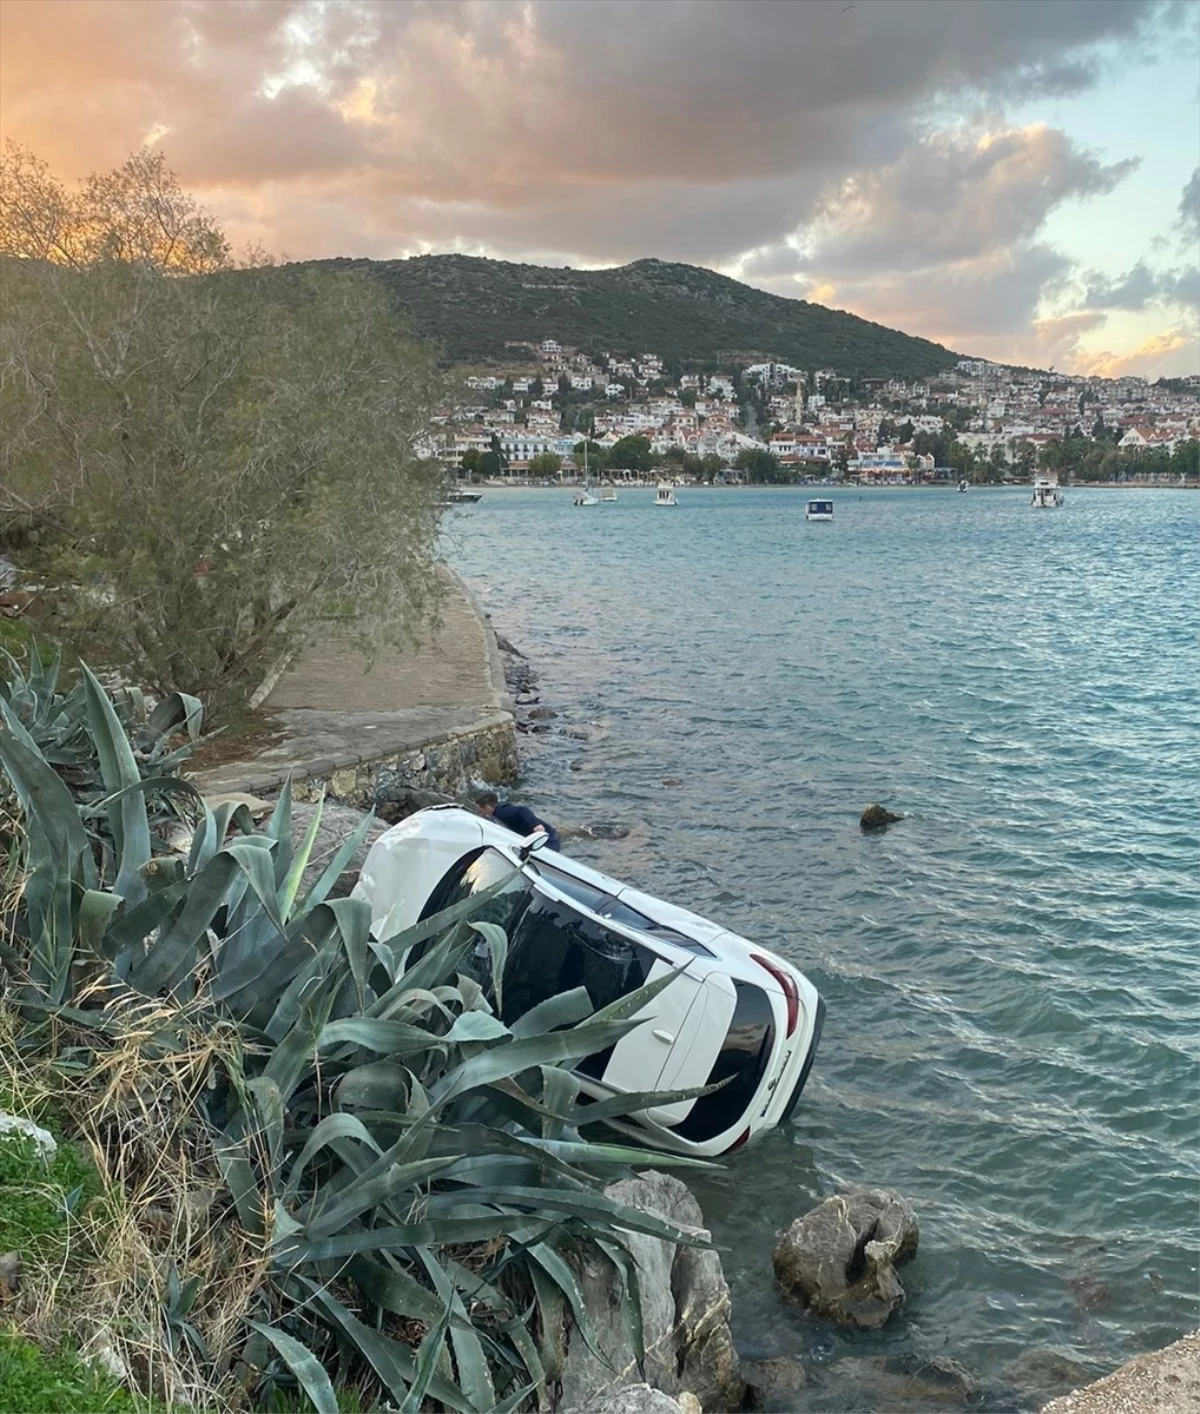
<box><xmin>653</xmin><ymin>483</ymin><xmax>678</xmax><ymax>507</ymax></box>
<box><xmin>805</xmin><ymin>498</ymin><xmax>834</xmax><ymax>521</ymax></box>
<box><xmin>1031</xmin><ymin>475</ymin><xmax>1064</xmax><ymax>509</ymax></box>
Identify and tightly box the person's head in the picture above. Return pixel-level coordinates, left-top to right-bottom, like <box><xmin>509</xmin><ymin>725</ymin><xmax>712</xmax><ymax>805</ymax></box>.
<box><xmin>475</xmin><ymin>790</ymin><xmax>499</xmax><ymax>818</ymax></box>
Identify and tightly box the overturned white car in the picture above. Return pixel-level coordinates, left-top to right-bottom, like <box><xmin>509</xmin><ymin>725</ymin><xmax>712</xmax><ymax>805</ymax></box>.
<box><xmin>354</xmin><ymin>806</ymin><xmax>825</xmax><ymax>1158</ymax></box>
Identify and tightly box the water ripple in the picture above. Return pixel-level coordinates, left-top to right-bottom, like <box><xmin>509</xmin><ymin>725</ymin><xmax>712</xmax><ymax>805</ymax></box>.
<box><xmin>449</xmin><ymin>486</ymin><xmax>1200</xmax><ymax>1405</ymax></box>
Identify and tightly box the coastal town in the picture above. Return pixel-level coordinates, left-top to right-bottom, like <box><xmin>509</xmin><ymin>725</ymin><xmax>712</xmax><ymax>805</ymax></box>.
<box><xmin>432</xmin><ymin>342</ymin><xmax>1200</xmax><ymax>487</ymax></box>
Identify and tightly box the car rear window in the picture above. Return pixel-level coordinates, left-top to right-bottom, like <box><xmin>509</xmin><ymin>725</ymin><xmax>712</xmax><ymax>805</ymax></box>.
<box><xmin>673</xmin><ymin>981</ymin><xmax>775</xmax><ymax>1142</ymax></box>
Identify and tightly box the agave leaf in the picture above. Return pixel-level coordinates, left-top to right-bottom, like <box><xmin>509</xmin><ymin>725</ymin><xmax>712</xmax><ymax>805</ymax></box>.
<box><xmin>324</xmin><ymin>896</ymin><xmax>372</xmax><ymax>1011</ymax></box>
<box><xmin>317</xmin><ymin>1017</ymin><xmax>445</xmax><ymax>1058</ymax></box>
<box><xmin>224</xmin><ymin>836</ymin><xmax>286</xmax><ymax>934</ymax></box>
<box><xmin>245</xmin><ymin>1076</ymin><xmax>286</xmax><ymax>1175</ymax></box>
<box><xmin>145</xmin><ymin>688</ymin><xmax>204</xmax><ymax>746</ymax></box>
<box><xmin>212</xmin><ymin>1129</ymin><xmax>264</xmax><ymax>1239</ymax></box>
<box><xmin>246</xmin><ymin>1320</ymin><xmax>338</xmax><ymax>1414</ymax></box>
<box><xmin>416</xmin><ymin>1249</ymin><xmax>496</xmax><ymax>1413</ymax></box>
<box><xmin>128</xmin><ymin>849</ymin><xmax>238</xmax><ymax>995</ymax></box>
<box><xmin>279</xmin><ymin>1213</ymin><xmax>557</xmax><ymax>1266</ymax></box>
<box><xmin>500</xmin><ymin>1312</ymin><xmax>549</xmax><ymax>1412</ymax></box>
<box><xmin>594</xmin><ymin>1234</ymin><xmax>646</xmax><ymax>1373</ymax></box>
<box><xmin>279</xmin><ymin>787</ymin><xmax>322</xmax><ymax>919</ymax></box>
<box><xmin>429</xmin><ymin>1017</ymin><xmax>644</xmax><ymax>1111</ymax></box>
<box><xmin>428</xmin><ymin>1185</ymin><xmax>704</xmax><ymax>1248</ymax></box>
<box><xmin>494</xmin><ymin>1379</ymin><xmax>541</xmax><ymax>1414</ymax></box>
<box><xmin>349</xmin><ymin>1254</ymin><xmax>446</xmax><ymax>1327</ymax></box>
<box><xmin>284</xmin><ymin>1111</ymin><xmax>385</xmax><ymax>1199</ymax></box>
<box><xmin>468</xmin><ymin>919</ymin><xmax>507</xmax><ymax>1014</ymax></box>
<box><xmin>398</xmin><ymin>1296</ymin><xmax>453</xmax><ymax>1414</ymax></box>
<box><xmin>446</xmin><ymin>1011</ymin><xmax>509</xmax><ymax>1044</ymax></box>
<box><xmin>80</xmin><ymin>663</ymin><xmax>152</xmax><ymax>908</ymax></box>
<box><xmin>262</xmin><ymin>973</ymin><xmax>342</xmax><ymax>1105</ymax></box>
<box><xmin>538</xmin><ymin>1065</ymin><xmax>578</xmax><ymax>1141</ymax></box>
<box><xmin>264</xmin><ymin>778</ymin><xmax>294</xmax><ymax>888</ymax></box>
<box><xmin>510</xmin><ymin>987</ymin><xmax>594</xmax><ymax>1038</ymax></box>
<box><xmin>525</xmin><ymin>1259</ymin><xmax>568</xmax><ymax>1383</ymax></box>
<box><xmin>565</xmin><ymin>1077</ymin><xmax>729</xmax><ymax>1126</ymax></box>
<box><xmin>302</xmin><ymin>1278</ymin><xmax>475</xmax><ymax>1414</ymax></box>
<box><xmin>528</xmin><ymin>1240</ymin><xmax>610</xmax><ymax>1367</ymax></box>
<box><xmin>304</xmin><ymin>1154</ymin><xmax>461</xmax><ymax>1240</ymax></box>
<box><xmin>294</xmin><ymin>806</ymin><xmax>377</xmax><ymax>915</ymax></box>
<box><xmin>0</xmin><ymin>709</ymin><xmax>94</xmax><ymax>1001</ymax></box>
<box><xmin>78</xmin><ymin>889</ymin><xmax>123</xmax><ymax>957</ymax></box>
<box><xmin>334</xmin><ymin>1060</ymin><xmax>412</xmax><ymax>1115</ymax></box>
<box><xmin>367</xmin><ymin>868</ymin><xmax>523</xmax><ymax>979</ymax></box>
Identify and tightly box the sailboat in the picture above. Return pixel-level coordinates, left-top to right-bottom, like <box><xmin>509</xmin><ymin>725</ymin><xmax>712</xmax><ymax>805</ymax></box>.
<box><xmin>573</xmin><ymin>438</ymin><xmax>599</xmax><ymax>506</ymax></box>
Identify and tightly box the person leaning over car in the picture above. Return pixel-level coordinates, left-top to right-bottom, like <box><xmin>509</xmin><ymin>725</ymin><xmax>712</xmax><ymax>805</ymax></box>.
<box><xmin>475</xmin><ymin>791</ymin><xmax>561</xmax><ymax>852</ymax></box>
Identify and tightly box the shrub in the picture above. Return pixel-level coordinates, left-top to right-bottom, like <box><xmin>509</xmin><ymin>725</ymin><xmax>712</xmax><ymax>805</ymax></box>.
<box><xmin>0</xmin><ymin>657</ymin><xmax>709</xmax><ymax>1411</ymax></box>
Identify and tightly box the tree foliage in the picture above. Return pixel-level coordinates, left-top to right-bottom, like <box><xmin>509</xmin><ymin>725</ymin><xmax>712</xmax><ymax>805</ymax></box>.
<box><xmin>0</xmin><ymin>146</ymin><xmax>446</xmax><ymax>706</ymax></box>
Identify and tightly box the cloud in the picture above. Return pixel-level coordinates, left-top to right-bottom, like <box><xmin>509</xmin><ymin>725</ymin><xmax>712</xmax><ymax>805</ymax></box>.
<box><xmin>1078</xmin><ymin>326</ymin><xmax>1200</xmax><ymax>379</ymax></box>
<box><xmin>1179</xmin><ymin>168</ymin><xmax>1200</xmax><ymax>239</ymax></box>
<box><xmin>0</xmin><ymin>0</ymin><xmax>1190</xmax><ymax>370</ymax></box>
<box><xmin>1082</xmin><ymin>258</ymin><xmax>1200</xmax><ymax>313</ymax></box>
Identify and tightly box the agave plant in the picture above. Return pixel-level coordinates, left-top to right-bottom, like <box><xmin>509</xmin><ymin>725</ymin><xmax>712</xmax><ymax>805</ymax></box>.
<box><xmin>1</xmin><ymin>660</ymin><xmax>716</xmax><ymax>1412</ymax></box>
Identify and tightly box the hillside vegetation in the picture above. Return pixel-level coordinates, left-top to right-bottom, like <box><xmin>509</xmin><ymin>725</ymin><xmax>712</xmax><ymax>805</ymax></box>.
<box><xmin>292</xmin><ymin>253</ymin><xmax>962</xmax><ymax>380</ymax></box>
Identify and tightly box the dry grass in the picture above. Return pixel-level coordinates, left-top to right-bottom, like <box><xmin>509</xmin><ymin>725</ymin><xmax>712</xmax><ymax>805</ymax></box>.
<box><xmin>0</xmin><ymin>992</ymin><xmax>271</xmax><ymax>1411</ymax></box>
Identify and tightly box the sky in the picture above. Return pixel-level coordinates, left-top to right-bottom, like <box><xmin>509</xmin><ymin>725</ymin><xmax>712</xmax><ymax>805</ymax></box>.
<box><xmin>1</xmin><ymin>0</ymin><xmax>1197</xmax><ymax>377</ymax></box>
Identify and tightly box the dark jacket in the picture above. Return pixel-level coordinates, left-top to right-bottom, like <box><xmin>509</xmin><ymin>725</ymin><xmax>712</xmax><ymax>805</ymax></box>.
<box><xmin>493</xmin><ymin>802</ymin><xmax>561</xmax><ymax>852</ymax></box>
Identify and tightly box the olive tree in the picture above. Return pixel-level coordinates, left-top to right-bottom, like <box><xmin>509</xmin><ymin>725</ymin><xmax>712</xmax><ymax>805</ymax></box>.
<box><xmin>1</xmin><ymin>145</ymin><xmax>445</xmax><ymax>704</ymax></box>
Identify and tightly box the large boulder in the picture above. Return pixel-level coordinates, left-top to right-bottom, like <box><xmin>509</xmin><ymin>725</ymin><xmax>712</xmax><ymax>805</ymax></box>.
<box><xmin>772</xmin><ymin>1187</ymin><xmax>919</xmax><ymax>1328</ymax></box>
<box><xmin>554</xmin><ymin>1172</ymin><xmax>742</xmax><ymax>1414</ymax></box>
<box><xmin>561</xmin><ymin>1386</ymin><xmax>698</xmax><ymax>1414</ymax></box>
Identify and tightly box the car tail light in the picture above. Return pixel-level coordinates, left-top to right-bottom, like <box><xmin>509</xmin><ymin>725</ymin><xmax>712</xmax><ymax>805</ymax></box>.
<box><xmin>751</xmin><ymin>953</ymin><xmax>799</xmax><ymax>1037</ymax></box>
<box><xmin>725</xmin><ymin>1127</ymin><xmax>752</xmax><ymax>1153</ymax></box>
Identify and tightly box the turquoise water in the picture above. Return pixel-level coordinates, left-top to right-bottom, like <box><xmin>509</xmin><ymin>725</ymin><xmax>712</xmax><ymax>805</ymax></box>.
<box><xmin>443</xmin><ymin>486</ymin><xmax>1200</xmax><ymax>1409</ymax></box>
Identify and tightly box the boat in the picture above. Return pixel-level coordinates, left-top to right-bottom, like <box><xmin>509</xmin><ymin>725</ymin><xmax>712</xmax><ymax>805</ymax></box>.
<box><xmin>444</xmin><ymin>486</ymin><xmax>482</xmax><ymax>505</ymax></box>
<box><xmin>601</xmin><ymin>486</ymin><xmax>618</xmax><ymax>503</ymax></box>
<box><xmin>1031</xmin><ymin>475</ymin><xmax>1064</xmax><ymax>509</ymax></box>
<box><xmin>574</xmin><ymin>442</ymin><xmax>600</xmax><ymax>505</ymax></box>
<box><xmin>957</xmin><ymin>478</ymin><xmax>969</xmax><ymax>493</ymax></box>
<box><xmin>805</xmin><ymin>499</ymin><xmax>834</xmax><ymax>521</ymax></box>
<box><xmin>653</xmin><ymin>483</ymin><xmax>678</xmax><ymax>507</ymax></box>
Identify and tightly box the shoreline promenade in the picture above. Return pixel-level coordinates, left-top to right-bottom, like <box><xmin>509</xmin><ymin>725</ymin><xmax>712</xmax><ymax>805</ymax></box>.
<box><xmin>191</xmin><ymin>566</ymin><xmax>515</xmax><ymax>802</ymax></box>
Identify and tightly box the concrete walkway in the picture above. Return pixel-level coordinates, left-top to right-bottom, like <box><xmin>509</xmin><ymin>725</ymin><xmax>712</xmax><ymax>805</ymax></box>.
<box><xmin>191</xmin><ymin>567</ymin><xmax>514</xmax><ymax>800</ymax></box>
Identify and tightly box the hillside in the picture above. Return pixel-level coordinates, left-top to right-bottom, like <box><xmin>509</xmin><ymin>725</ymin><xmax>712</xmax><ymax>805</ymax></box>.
<box><xmin>289</xmin><ymin>254</ymin><xmax>961</xmax><ymax>381</ymax></box>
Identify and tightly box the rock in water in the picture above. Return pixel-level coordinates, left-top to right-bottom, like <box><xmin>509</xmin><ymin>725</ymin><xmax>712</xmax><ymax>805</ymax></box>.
<box><xmin>860</xmin><ymin>803</ymin><xmax>903</xmax><ymax>831</ymax></box>
<box><xmin>772</xmin><ymin>1187</ymin><xmax>919</xmax><ymax>1328</ymax></box>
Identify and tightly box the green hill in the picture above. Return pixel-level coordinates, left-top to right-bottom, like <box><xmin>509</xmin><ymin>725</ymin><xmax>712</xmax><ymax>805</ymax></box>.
<box><xmin>289</xmin><ymin>254</ymin><xmax>961</xmax><ymax>381</ymax></box>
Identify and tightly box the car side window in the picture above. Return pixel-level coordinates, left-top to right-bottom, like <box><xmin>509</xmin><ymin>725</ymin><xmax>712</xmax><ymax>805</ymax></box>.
<box><xmin>500</xmin><ymin>896</ymin><xmax>656</xmax><ymax>1064</ymax></box>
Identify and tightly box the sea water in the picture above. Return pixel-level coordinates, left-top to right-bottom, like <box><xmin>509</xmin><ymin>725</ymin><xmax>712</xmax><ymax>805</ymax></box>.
<box><xmin>442</xmin><ymin>485</ymin><xmax>1199</xmax><ymax>1410</ymax></box>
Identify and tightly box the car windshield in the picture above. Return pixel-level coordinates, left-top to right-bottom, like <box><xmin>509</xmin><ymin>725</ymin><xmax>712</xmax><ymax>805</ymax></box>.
<box><xmin>529</xmin><ymin>859</ymin><xmax>714</xmax><ymax>956</ymax></box>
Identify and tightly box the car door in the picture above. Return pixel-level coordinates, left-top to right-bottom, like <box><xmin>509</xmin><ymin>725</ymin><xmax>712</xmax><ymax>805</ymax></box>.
<box><xmin>599</xmin><ymin>955</ymin><xmax>706</xmax><ymax>1112</ymax></box>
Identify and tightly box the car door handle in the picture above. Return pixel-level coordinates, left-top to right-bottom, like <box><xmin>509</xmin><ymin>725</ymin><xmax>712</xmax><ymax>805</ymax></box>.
<box><xmin>652</xmin><ymin>1029</ymin><xmax>675</xmax><ymax>1044</ymax></box>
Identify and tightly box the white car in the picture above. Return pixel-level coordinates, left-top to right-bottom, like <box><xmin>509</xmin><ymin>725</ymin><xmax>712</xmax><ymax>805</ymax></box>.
<box><xmin>353</xmin><ymin>806</ymin><xmax>825</xmax><ymax>1158</ymax></box>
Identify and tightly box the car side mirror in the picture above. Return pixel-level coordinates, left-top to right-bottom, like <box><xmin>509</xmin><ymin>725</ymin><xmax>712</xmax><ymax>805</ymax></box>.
<box><xmin>517</xmin><ymin>831</ymin><xmax>548</xmax><ymax>861</ymax></box>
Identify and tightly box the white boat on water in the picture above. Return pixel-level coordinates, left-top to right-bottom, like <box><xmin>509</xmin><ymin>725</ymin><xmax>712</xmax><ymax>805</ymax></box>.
<box><xmin>1031</xmin><ymin>476</ymin><xmax>1064</xmax><ymax>509</ymax></box>
<box><xmin>601</xmin><ymin>487</ymin><xmax>618</xmax><ymax>503</ymax></box>
<box><xmin>444</xmin><ymin>486</ymin><xmax>482</xmax><ymax>505</ymax></box>
<box><xmin>805</xmin><ymin>498</ymin><xmax>834</xmax><ymax>521</ymax></box>
<box><xmin>957</xmin><ymin>478</ymin><xmax>969</xmax><ymax>493</ymax></box>
<box><xmin>653</xmin><ymin>483</ymin><xmax>678</xmax><ymax>507</ymax></box>
<box><xmin>573</xmin><ymin>485</ymin><xmax>599</xmax><ymax>506</ymax></box>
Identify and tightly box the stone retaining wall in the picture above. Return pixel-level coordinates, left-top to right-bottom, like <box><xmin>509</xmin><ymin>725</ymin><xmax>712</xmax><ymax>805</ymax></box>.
<box><xmin>289</xmin><ymin>716</ymin><xmax>518</xmax><ymax>810</ymax></box>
